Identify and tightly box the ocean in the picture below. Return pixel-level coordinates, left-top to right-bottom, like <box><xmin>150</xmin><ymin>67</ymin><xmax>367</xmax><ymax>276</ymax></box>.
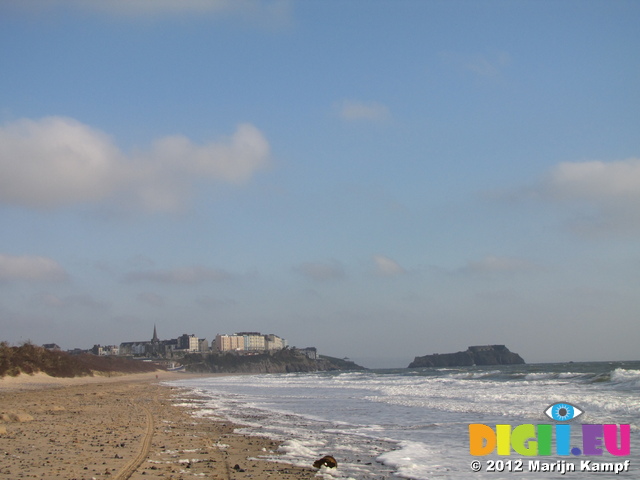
<box><xmin>168</xmin><ymin>361</ymin><xmax>640</xmax><ymax>479</ymax></box>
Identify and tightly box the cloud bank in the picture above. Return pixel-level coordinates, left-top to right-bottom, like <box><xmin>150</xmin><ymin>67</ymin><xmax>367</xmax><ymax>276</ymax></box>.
<box><xmin>372</xmin><ymin>254</ymin><xmax>405</xmax><ymax>276</ymax></box>
<box><xmin>294</xmin><ymin>260</ymin><xmax>345</xmax><ymax>282</ymax></box>
<box><xmin>39</xmin><ymin>293</ymin><xmax>108</xmax><ymax>310</ymax></box>
<box><xmin>463</xmin><ymin>255</ymin><xmax>535</xmax><ymax>274</ymax></box>
<box><xmin>542</xmin><ymin>158</ymin><xmax>640</xmax><ymax>234</ymax></box>
<box><xmin>546</xmin><ymin>158</ymin><xmax>640</xmax><ymax>202</ymax></box>
<box><xmin>337</xmin><ymin>100</ymin><xmax>390</xmax><ymax>122</ymax></box>
<box><xmin>0</xmin><ymin>254</ymin><xmax>68</xmax><ymax>282</ymax></box>
<box><xmin>124</xmin><ymin>266</ymin><xmax>233</xmax><ymax>284</ymax></box>
<box><xmin>6</xmin><ymin>0</ymin><xmax>293</xmax><ymax>23</ymax></box>
<box><xmin>440</xmin><ymin>51</ymin><xmax>510</xmax><ymax>78</ymax></box>
<box><xmin>0</xmin><ymin>117</ymin><xmax>270</xmax><ymax>212</ymax></box>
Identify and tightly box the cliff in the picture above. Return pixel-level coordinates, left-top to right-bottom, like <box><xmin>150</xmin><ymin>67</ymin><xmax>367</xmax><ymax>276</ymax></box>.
<box><xmin>182</xmin><ymin>349</ymin><xmax>365</xmax><ymax>374</ymax></box>
<box><xmin>408</xmin><ymin>345</ymin><xmax>525</xmax><ymax>368</ymax></box>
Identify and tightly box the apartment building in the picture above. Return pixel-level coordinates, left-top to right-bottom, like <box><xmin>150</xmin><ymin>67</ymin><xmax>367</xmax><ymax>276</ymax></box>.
<box><xmin>214</xmin><ymin>332</ymin><xmax>287</xmax><ymax>353</ymax></box>
<box><xmin>198</xmin><ymin>338</ymin><xmax>210</xmax><ymax>353</ymax></box>
<box><xmin>177</xmin><ymin>334</ymin><xmax>200</xmax><ymax>352</ymax></box>
<box><xmin>238</xmin><ymin>332</ymin><xmax>266</xmax><ymax>351</ymax></box>
<box><xmin>214</xmin><ymin>334</ymin><xmax>245</xmax><ymax>352</ymax></box>
<box><xmin>265</xmin><ymin>334</ymin><xmax>287</xmax><ymax>351</ymax></box>
<box><xmin>91</xmin><ymin>344</ymin><xmax>120</xmax><ymax>356</ymax></box>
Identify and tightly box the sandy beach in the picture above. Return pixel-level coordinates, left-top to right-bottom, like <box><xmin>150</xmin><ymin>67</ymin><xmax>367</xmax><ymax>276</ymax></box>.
<box><xmin>0</xmin><ymin>372</ymin><xmax>318</xmax><ymax>479</ymax></box>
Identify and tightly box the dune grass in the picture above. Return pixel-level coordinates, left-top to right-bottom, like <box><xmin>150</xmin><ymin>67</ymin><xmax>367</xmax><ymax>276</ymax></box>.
<box><xmin>0</xmin><ymin>342</ymin><xmax>158</xmax><ymax>378</ymax></box>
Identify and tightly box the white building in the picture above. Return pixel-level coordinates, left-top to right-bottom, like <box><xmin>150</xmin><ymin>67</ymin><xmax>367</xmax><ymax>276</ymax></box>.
<box><xmin>265</xmin><ymin>334</ymin><xmax>287</xmax><ymax>351</ymax></box>
<box><xmin>119</xmin><ymin>342</ymin><xmax>147</xmax><ymax>356</ymax></box>
<box><xmin>92</xmin><ymin>344</ymin><xmax>120</xmax><ymax>356</ymax></box>
<box><xmin>214</xmin><ymin>332</ymin><xmax>287</xmax><ymax>353</ymax></box>
<box><xmin>199</xmin><ymin>338</ymin><xmax>210</xmax><ymax>353</ymax></box>
<box><xmin>214</xmin><ymin>334</ymin><xmax>244</xmax><ymax>352</ymax></box>
<box><xmin>178</xmin><ymin>334</ymin><xmax>199</xmax><ymax>352</ymax></box>
<box><xmin>238</xmin><ymin>332</ymin><xmax>266</xmax><ymax>351</ymax></box>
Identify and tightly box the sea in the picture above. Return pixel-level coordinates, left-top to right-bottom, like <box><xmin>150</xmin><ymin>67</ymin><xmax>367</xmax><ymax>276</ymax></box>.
<box><xmin>167</xmin><ymin>361</ymin><xmax>640</xmax><ymax>479</ymax></box>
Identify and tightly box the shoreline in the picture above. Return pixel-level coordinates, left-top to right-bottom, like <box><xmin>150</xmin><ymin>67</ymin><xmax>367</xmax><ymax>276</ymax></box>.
<box><xmin>0</xmin><ymin>370</ymin><xmax>202</xmax><ymax>391</ymax></box>
<box><xmin>0</xmin><ymin>372</ymin><xmax>318</xmax><ymax>479</ymax></box>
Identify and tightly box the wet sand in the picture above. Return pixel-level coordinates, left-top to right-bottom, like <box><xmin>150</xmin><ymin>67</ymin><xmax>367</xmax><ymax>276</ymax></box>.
<box><xmin>0</xmin><ymin>372</ymin><xmax>318</xmax><ymax>479</ymax></box>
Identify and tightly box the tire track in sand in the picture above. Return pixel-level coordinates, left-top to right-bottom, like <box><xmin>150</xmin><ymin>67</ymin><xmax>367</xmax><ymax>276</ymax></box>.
<box><xmin>114</xmin><ymin>402</ymin><xmax>154</xmax><ymax>480</ymax></box>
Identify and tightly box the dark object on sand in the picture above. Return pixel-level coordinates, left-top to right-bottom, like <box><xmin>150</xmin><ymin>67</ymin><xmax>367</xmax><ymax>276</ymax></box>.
<box><xmin>313</xmin><ymin>455</ymin><xmax>338</xmax><ymax>469</ymax></box>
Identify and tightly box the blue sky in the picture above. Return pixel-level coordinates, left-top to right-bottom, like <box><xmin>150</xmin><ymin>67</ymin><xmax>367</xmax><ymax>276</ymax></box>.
<box><xmin>1</xmin><ymin>0</ymin><xmax>639</xmax><ymax>367</ymax></box>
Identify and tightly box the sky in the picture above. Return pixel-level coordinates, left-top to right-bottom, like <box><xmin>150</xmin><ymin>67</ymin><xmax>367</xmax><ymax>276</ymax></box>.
<box><xmin>0</xmin><ymin>0</ymin><xmax>639</xmax><ymax>368</ymax></box>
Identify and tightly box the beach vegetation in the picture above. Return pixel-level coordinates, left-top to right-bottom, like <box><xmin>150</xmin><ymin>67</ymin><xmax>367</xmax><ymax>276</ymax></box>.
<box><xmin>0</xmin><ymin>341</ymin><xmax>158</xmax><ymax>378</ymax></box>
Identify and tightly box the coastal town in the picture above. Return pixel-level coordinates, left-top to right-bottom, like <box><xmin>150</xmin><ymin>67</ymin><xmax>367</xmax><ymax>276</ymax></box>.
<box><xmin>42</xmin><ymin>326</ymin><xmax>319</xmax><ymax>361</ymax></box>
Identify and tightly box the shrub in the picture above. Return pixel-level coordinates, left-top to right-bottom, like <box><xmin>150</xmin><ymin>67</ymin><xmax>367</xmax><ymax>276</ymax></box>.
<box><xmin>0</xmin><ymin>342</ymin><xmax>157</xmax><ymax>378</ymax></box>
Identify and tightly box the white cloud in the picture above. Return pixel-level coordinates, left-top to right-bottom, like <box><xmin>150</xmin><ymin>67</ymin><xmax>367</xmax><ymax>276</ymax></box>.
<box><xmin>0</xmin><ymin>117</ymin><xmax>123</xmax><ymax>208</ymax></box>
<box><xmin>440</xmin><ymin>51</ymin><xmax>510</xmax><ymax>78</ymax></box>
<box><xmin>466</xmin><ymin>53</ymin><xmax>510</xmax><ymax>77</ymax></box>
<box><xmin>8</xmin><ymin>0</ymin><xmax>293</xmax><ymax>24</ymax></box>
<box><xmin>541</xmin><ymin>158</ymin><xmax>640</xmax><ymax>234</ymax></box>
<box><xmin>82</xmin><ymin>0</ymin><xmax>240</xmax><ymax>16</ymax></box>
<box><xmin>372</xmin><ymin>254</ymin><xmax>405</xmax><ymax>276</ymax></box>
<box><xmin>0</xmin><ymin>254</ymin><xmax>68</xmax><ymax>282</ymax></box>
<box><xmin>39</xmin><ymin>293</ymin><xmax>108</xmax><ymax>309</ymax></box>
<box><xmin>463</xmin><ymin>256</ymin><xmax>534</xmax><ymax>274</ymax></box>
<box><xmin>337</xmin><ymin>100</ymin><xmax>390</xmax><ymax>122</ymax></box>
<box><xmin>0</xmin><ymin>117</ymin><xmax>270</xmax><ymax>211</ymax></box>
<box><xmin>147</xmin><ymin>124</ymin><xmax>270</xmax><ymax>184</ymax></box>
<box><xmin>546</xmin><ymin>158</ymin><xmax>640</xmax><ymax>202</ymax></box>
<box><xmin>124</xmin><ymin>266</ymin><xmax>232</xmax><ymax>284</ymax></box>
<box><xmin>294</xmin><ymin>260</ymin><xmax>345</xmax><ymax>282</ymax></box>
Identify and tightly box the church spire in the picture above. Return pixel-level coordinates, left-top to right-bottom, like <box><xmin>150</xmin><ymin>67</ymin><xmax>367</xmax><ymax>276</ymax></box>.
<box><xmin>152</xmin><ymin>324</ymin><xmax>159</xmax><ymax>343</ymax></box>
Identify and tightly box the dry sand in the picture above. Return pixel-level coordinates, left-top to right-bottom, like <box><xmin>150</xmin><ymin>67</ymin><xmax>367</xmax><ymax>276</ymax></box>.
<box><xmin>0</xmin><ymin>372</ymin><xmax>319</xmax><ymax>479</ymax></box>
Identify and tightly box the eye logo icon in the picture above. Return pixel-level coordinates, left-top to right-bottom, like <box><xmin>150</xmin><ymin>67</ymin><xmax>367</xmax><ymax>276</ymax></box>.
<box><xmin>544</xmin><ymin>402</ymin><xmax>584</xmax><ymax>422</ymax></box>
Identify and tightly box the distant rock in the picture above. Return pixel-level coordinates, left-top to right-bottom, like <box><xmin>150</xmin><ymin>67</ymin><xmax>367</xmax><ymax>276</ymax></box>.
<box><xmin>408</xmin><ymin>345</ymin><xmax>525</xmax><ymax>368</ymax></box>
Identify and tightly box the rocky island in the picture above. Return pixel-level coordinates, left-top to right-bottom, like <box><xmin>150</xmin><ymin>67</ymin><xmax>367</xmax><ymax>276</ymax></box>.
<box><xmin>408</xmin><ymin>345</ymin><xmax>525</xmax><ymax>368</ymax></box>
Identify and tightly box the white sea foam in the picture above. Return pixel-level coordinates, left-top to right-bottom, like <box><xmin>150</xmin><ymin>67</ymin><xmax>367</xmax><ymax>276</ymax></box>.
<box><xmin>611</xmin><ymin>368</ymin><xmax>640</xmax><ymax>389</ymax></box>
<box><xmin>377</xmin><ymin>440</ymin><xmax>459</xmax><ymax>480</ymax></box>
<box><xmin>167</xmin><ymin>362</ymin><xmax>640</xmax><ymax>479</ymax></box>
